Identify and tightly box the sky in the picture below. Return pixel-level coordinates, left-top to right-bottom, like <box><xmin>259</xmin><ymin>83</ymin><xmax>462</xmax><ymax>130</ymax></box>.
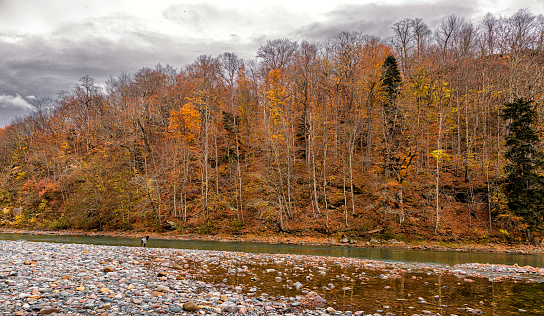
<box><xmin>1</xmin><ymin>0</ymin><xmax>543</xmax><ymax>127</ymax></box>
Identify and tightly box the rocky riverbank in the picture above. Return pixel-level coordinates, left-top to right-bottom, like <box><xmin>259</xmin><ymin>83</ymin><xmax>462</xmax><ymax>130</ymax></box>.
<box><xmin>1</xmin><ymin>240</ymin><xmax>329</xmax><ymax>316</ymax></box>
<box><xmin>1</xmin><ymin>239</ymin><xmax>544</xmax><ymax>315</ymax></box>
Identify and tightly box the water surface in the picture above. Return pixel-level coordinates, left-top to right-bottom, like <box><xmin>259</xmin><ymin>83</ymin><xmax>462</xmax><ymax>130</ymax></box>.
<box><xmin>1</xmin><ymin>232</ymin><xmax>542</xmax><ymax>267</ymax></box>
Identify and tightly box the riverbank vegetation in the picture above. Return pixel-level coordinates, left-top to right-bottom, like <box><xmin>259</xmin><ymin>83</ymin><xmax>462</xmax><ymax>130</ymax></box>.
<box><xmin>1</xmin><ymin>9</ymin><xmax>544</xmax><ymax>244</ymax></box>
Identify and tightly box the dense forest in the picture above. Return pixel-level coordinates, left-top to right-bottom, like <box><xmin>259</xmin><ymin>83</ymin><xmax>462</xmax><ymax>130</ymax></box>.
<box><xmin>2</xmin><ymin>9</ymin><xmax>544</xmax><ymax>242</ymax></box>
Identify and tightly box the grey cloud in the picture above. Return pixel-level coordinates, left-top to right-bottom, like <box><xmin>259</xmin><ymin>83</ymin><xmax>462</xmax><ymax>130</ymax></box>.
<box><xmin>163</xmin><ymin>3</ymin><xmax>250</xmax><ymax>30</ymax></box>
<box><xmin>162</xmin><ymin>3</ymin><xmax>309</xmax><ymax>42</ymax></box>
<box><xmin>0</xmin><ymin>15</ymin><xmax>261</xmax><ymax>103</ymax></box>
<box><xmin>292</xmin><ymin>0</ymin><xmax>478</xmax><ymax>41</ymax></box>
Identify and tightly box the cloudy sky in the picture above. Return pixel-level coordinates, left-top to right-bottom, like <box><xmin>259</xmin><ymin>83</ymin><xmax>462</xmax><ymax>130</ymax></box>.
<box><xmin>0</xmin><ymin>0</ymin><xmax>542</xmax><ymax>127</ymax></box>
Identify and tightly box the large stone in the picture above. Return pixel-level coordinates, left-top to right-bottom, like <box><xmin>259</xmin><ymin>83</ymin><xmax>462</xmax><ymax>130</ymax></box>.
<box><xmin>162</xmin><ymin>220</ymin><xmax>179</xmax><ymax>230</ymax></box>
<box><xmin>183</xmin><ymin>302</ymin><xmax>199</xmax><ymax>312</ymax></box>
<box><xmin>103</xmin><ymin>266</ymin><xmax>114</xmax><ymax>273</ymax></box>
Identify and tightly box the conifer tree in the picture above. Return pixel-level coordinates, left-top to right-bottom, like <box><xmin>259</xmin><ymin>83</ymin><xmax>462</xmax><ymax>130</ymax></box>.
<box><xmin>501</xmin><ymin>98</ymin><xmax>544</xmax><ymax>236</ymax></box>
<box><xmin>381</xmin><ymin>55</ymin><xmax>403</xmax><ymax>176</ymax></box>
<box><xmin>382</xmin><ymin>55</ymin><xmax>402</xmax><ymax>102</ymax></box>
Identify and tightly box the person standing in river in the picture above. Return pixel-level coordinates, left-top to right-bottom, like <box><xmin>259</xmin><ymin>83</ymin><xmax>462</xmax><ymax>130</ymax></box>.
<box><xmin>140</xmin><ymin>236</ymin><xmax>149</xmax><ymax>247</ymax></box>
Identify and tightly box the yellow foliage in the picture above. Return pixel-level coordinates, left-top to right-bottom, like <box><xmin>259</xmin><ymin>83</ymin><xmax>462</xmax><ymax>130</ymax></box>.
<box><xmin>410</xmin><ymin>70</ymin><xmax>451</xmax><ymax>105</ymax></box>
<box><xmin>166</xmin><ymin>103</ymin><xmax>201</xmax><ymax>144</ymax></box>
<box><xmin>430</xmin><ymin>149</ymin><xmax>451</xmax><ymax>162</ymax></box>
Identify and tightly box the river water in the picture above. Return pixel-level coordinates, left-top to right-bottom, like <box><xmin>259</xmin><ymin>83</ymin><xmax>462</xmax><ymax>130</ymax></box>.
<box><xmin>2</xmin><ymin>232</ymin><xmax>544</xmax><ymax>315</ymax></box>
<box><xmin>1</xmin><ymin>232</ymin><xmax>543</xmax><ymax>267</ymax></box>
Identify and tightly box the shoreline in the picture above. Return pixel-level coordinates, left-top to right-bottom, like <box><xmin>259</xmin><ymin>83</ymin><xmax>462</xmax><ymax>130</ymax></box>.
<box><xmin>1</xmin><ymin>227</ymin><xmax>542</xmax><ymax>255</ymax></box>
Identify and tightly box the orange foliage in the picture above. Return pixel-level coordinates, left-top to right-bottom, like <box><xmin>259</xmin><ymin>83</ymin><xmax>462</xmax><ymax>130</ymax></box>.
<box><xmin>166</xmin><ymin>103</ymin><xmax>201</xmax><ymax>145</ymax></box>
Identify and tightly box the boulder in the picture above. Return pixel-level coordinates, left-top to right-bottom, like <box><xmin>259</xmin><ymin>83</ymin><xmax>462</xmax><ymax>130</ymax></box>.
<box><xmin>161</xmin><ymin>220</ymin><xmax>179</xmax><ymax>230</ymax></box>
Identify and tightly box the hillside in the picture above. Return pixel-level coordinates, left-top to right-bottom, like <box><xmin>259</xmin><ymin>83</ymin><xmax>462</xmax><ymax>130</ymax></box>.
<box><xmin>2</xmin><ymin>11</ymin><xmax>544</xmax><ymax>243</ymax></box>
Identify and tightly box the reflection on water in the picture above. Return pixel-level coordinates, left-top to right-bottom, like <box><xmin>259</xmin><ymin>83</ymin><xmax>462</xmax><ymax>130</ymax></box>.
<box><xmin>140</xmin><ymin>248</ymin><xmax>544</xmax><ymax>315</ymax></box>
<box><xmin>0</xmin><ymin>232</ymin><xmax>543</xmax><ymax>267</ymax></box>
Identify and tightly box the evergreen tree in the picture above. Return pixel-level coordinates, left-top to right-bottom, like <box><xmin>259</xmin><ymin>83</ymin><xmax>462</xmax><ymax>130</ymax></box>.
<box><xmin>381</xmin><ymin>55</ymin><xmax>403</xmax><ymax>175</ymax></box>
<box><xmin>500</xmin><ymin>98</ymin><xmax>544</xmax><ymax>235</ymax></box>
<box><xmin>381</xmin><ymin>55</ymin><xmax>402</xmax><ymax>103</ymax></box>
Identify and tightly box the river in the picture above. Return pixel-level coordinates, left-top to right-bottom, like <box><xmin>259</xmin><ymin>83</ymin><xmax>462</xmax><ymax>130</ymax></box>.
<box><xmin>1</xmin><ymin>232</ymin><xmax>542</xmax><ymax>267</ymax></box>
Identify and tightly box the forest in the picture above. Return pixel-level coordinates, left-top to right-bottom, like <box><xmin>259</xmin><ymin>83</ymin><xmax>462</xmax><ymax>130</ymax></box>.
<box><xmin>1</xmin><ymin>9</ymin><xmax>544</xmax><ymax>243</ymax></box>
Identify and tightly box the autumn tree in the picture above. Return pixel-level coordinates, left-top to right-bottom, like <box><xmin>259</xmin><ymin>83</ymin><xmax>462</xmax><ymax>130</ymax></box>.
<box><xmin>186</xmin><ymin>55</ymin><xmax>223</xmax><ymax>222</ymax></box>
<box><xmin>166</xmin><ymin>102</ymin><xmax>201</xmax><ymax>223</ymax></box>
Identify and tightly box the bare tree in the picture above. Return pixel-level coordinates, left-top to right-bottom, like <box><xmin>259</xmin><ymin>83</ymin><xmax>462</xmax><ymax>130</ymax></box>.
<box><xmin>435</xmin><ymin>14</ymin><xmax>465</xmax><ymax>57</ymax></box>
<box><xmin>481</xmin><ymin>12</ymin><xmax>498</xmax><ymax>55</ymax></box>
<box><xmin>391</xmin><ymin>18</ymin><xmax>413</xmax><ymax>72</ymax></box>
<box><xmin>499</xmin><ymin>8</ymin><xmax>537</xmax><ymax>54</ymax></box>
<box><xmin>537</xmin><ymin>14</ymin><xmax>544</xmax><ymax>51</ymax></box>
<box><xmin>257</xmin><ymin>38</ymin><xmax>299</xmax><ymax>72</ymax></box>
<box><xmin>412</xmin><ymin>18</ymin><xmax>432</xmax><ymax>58</ymax></box>
<box><xmin>456</xmin><ymin>21</ymin><xmax>479</xmax><ymax>58</ymax></box>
